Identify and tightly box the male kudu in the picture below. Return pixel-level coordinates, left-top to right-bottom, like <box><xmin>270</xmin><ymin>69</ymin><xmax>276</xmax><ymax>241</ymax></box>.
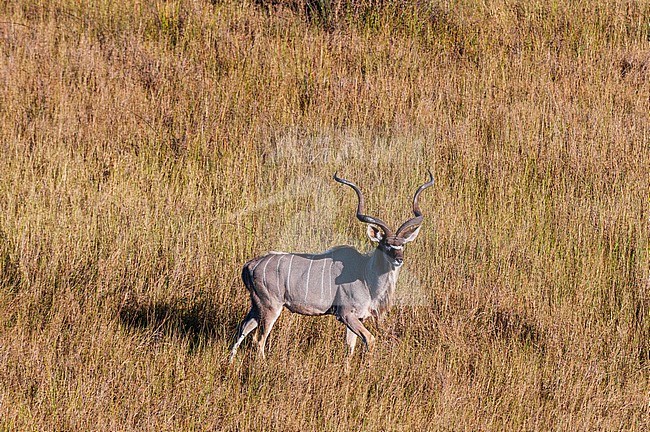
<box><xmin>229</xmin><ymin>172</ymin><xmax>434</xmax><ymax>361</ymax></box>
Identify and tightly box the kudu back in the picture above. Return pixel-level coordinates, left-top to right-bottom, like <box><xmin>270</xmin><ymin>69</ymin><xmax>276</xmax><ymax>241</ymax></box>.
<box><xmin>229</xmin><ymin>172</ymin><xmax>434</xmax><ymax>361</ymax></box>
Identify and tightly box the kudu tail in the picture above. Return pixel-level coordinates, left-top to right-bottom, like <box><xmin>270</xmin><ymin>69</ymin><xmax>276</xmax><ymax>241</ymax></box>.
<box><xmin>241</xmin><ymin>258</ymin><xmax>261</xmax><ymax>294</ymax></box>
<box><xmin>229</xmin><ymin>259</ymin><xmax>264</xmax><ymax>362</ymax></box>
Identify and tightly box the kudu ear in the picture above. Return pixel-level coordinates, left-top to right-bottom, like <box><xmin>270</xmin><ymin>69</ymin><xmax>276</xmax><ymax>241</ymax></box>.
<box><xmin>366</xmin><ymin>224</ymin><xmax>385</xmax><ymax>243</ymax></box>
<box><xmin>399</xmin><ymin>225</ymin><xmax>421</xmax><ymax>243</ymax></box>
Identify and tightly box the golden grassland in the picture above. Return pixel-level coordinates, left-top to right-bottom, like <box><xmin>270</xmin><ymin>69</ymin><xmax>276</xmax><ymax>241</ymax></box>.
<box><xmin>1</xmin><ymin>0</ymin><xmax>649</xmax><ymax>430</ymax></box>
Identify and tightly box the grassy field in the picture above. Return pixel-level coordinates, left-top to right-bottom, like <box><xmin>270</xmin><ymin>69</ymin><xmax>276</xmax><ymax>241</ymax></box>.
<box><xmin>1</xmin><ymin>0</ymin><xmax>649</xmax><ymax>430</ymax></box>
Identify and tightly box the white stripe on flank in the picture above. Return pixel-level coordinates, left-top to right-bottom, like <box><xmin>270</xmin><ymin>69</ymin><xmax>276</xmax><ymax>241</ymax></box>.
<box><xmin>304</xmin><ymin>258</ymin><xmax>313</xmax><ymax>301</ymax></box>
<box><xmin>286</xmin><ymin>255</ymin><xmax>295</xmax><ymax>295</ymax></box>
<box><xmin>320</xmin><ymin>258</ymin><xmax>326</xmax><ymax>300</ymax></box>
<box><xmin>275</xmin><ymin>254</ymin><xmax>285</xmax><ymax>286</ymax></box>
<box><xmin>328</xmin><ymin>259</ymin><xmax>334</xmax><ymax>298</ymax></box>
<box><xmin>262</xmin><ymin>255</ymin><xmax>272</xmax><ymax>287</ymax></box>
<box><xmin>251</xmin><ymin>258</ymin><xmax>263</xmax><ymax>272</ymax></box>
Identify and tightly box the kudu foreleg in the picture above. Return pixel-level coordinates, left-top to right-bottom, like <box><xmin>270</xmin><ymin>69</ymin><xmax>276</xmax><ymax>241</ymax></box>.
<box><xmin>340</xmin><ymin>313</ymin><xmax>375</xmax><ymax>352</ymax></box>
<box><xmin>345</xmin><ymin>328</ymin><xmax>358</xmax><ymax>356</ymax></box>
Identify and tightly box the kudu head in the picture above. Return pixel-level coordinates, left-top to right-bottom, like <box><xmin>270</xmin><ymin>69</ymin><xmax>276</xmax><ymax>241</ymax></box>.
<box><xmin>334</xmin><ymin>171</ymin><xmax>435</xmax><ymax>268</ymax></box>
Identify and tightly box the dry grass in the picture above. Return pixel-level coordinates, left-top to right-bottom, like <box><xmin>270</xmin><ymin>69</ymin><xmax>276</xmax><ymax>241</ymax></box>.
<box><xmin>1</xmin><ymin>0</ymin><xmax>649</xmax><ymax>430</ymax></box>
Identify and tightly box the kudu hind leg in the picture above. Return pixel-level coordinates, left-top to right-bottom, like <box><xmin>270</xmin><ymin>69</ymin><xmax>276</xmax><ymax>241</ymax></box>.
<box><xmin>229</xmin><ymin>309</ymin><xmax>259</xmax><ymax>362</ymax></box>
<box><xmin>256</xmin><ymin>306</ymin><xmax>282</xmax><ymax>360</ymax></box>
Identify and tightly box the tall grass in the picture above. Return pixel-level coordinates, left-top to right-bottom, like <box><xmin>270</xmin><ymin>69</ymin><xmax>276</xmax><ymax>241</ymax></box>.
<box><xmin>1</xmin><ymin>0</ymin><xmax>649</xmax><ymax>430</ymax></box>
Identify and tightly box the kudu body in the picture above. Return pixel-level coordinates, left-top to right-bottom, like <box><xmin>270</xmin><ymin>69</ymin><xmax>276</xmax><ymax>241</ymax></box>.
<box><xmin>229</xmin><ymin>172</ymin><xmax>434</xmax><ymax>361</ymax></box>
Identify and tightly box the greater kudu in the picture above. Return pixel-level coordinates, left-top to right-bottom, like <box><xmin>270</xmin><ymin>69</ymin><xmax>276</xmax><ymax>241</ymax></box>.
<box><xmin>229</xmin><ymin>172</ymin><xmax>434</xmax><ymax>361</ymax></box>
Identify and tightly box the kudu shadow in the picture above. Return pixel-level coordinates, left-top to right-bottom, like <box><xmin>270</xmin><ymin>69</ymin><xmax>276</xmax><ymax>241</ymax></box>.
<box><xmin>426</xmin><ymin>297</ymin><xmax>546</xmax><ymax>353</ymax></box>
<box><xmin>482</xmin><ymin>307</ymin><xmax>544</xmax><ymax>350</ymax></box>
<box><xmin>118</xmin><ymin>298</ymin><xmax>241</xmax><ymax>353</ymax></box>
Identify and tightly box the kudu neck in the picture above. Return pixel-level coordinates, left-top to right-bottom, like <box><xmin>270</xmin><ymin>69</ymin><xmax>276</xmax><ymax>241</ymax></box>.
<box><xmin>364</xmin><ymin>248</ymin><xmax>400</xmax><ymax>319</ymax></box>
<box><xmin>366</xmin><ymin>248</ymin><xmax>400</xmax><ymax>290</ymax></box>
<box><xmin>369</xmin><ymin>248</ymin><xmax>399</xmax><ymax>274</ymax></box>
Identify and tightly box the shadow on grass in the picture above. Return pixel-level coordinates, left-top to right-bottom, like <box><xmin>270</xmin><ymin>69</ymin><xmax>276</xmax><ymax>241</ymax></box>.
<box><xmin>118</xmin><ymin>299</ymin><xmax>242</xmax><ymax>353</ymax></box>
<box><xmin>425</xmin><ymin>297</ymin><xmax>547</xmax><ymax>353</ymax></box>
<box><xmin>474</xmin><ymin>306</ymin><xmax>546</xmax><ymax>353</ymax></box>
